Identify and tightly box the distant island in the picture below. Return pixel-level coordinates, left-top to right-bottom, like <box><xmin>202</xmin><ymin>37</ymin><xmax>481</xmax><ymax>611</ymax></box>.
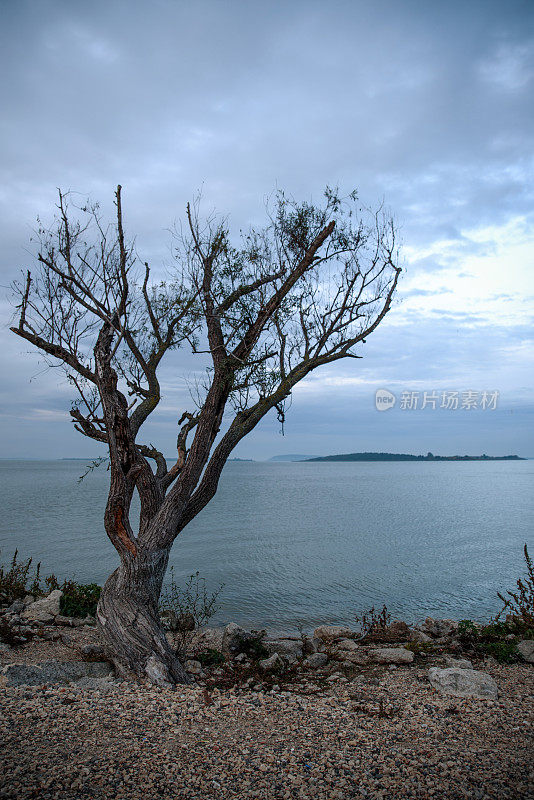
<box><xmin>306</xmin><ymin>452</ymin><xmax>525</xmax><ymax>462</ymax></box>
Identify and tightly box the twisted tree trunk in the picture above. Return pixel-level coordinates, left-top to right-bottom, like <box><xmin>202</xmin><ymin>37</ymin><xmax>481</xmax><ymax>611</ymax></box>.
<box><xmin>96</xmin><ymin>545</ymin><xmax>192</xmax><ymax>687</ymax></box>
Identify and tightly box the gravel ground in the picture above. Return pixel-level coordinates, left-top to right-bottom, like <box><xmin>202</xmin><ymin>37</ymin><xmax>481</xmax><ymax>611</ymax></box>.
<box><xmin>1</xmin><ymin>659</ymin><xmax>532</xmax><ymax>800</ymax></box>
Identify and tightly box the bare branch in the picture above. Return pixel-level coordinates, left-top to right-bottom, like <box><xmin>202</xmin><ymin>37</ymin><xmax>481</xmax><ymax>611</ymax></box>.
<box><xmin>11</xmin><ymin>326</ymin><xmax>97</xmax><ymax>384</ymax></box>
<box><xmin>12</xmin><ymin>184</ymin><xmax>400</xmax><ymax>558</ymax></box>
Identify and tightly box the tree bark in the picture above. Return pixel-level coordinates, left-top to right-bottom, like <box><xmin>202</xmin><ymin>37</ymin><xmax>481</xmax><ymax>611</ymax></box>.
<box><xmin>96</xmin><ymin>545</ymin><xmax>192</xmax><ymax>687</ymax></box>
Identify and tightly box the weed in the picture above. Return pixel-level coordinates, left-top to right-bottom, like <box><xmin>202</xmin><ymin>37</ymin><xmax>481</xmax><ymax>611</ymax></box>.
<box><xmin>241</xmin><ymin>637</ymin><xmax>269</xmax><ymax>660</ymax></box>
<box><xmin>0</xmin><ymin>550</ymin><xmax>41</xmax><ymax>604</ymax></box>
<box><xmin>159</xmin><ymin>569</ymin><xmax>223</xmax><ymax>655</ymax></box>
<box><xmin>471</xmin><ymin>547</ymin><xmax>534</xmax><ymax>661</ymax></box>
<box><xmin>457</xmin><ymin>619</ymin><xmax>479</xmax><ymax>642</ymax></box>
<box><xmin>37</xmin><ymin>572</ymin><xmax>101</xmax><ymax>617</ymax></box>
<box><xmin>496</xmin><ymin>544</ymin><xmax>534</xmax><ymax>627</ymax></box>
<box><xmin>354</xmin><ymin>604</ymin><xmax>391</xmax><ymax>641</ymax></box>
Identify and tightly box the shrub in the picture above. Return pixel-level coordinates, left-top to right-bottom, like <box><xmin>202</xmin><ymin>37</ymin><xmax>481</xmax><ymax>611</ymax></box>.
<box><xmin>38</xmin><ymin>572</ymin><xmax>101</xmax><ymax>617</ymax></box>
<box><xmin>242</xmin><ymin>637</ymin><xmax>269</xmax><ymax>661</ymax></box>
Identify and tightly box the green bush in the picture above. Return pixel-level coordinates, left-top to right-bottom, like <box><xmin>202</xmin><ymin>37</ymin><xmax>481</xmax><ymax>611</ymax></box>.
<box><xmin>197</xmin><ymin>648</ymin><xmax>226</xmax><ymax>667</ymax></box>
<box><xmin>59</xmin><ymin>581</ymin><xmax>101</xmax><ymax>618</ymax></box>
<box><xmin>38</xmin><ymin>573</ymin><xmax>101</xmax><ymax>617</ymax></box>
<box><xmin>478</xmin><ymin>641</ymin><xmax>520</xmax><ymax>663</ymax></box>
<box><xmin>457</xmin><ymin>617</ymin><xmax>530</xmax><ymax>663</ymax></box>
<box><xmin>0</xmin><ymin>551</ymin><xmax>102</xmax><ymax>618</ymax></box>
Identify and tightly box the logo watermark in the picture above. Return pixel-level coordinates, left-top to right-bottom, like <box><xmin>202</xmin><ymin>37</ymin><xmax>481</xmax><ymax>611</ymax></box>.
<box><xmin>375</xmin><ymin>388</ymin><xmax>396</xmax><ymax>412</ymax></box>
<box><xmin>375</xmin><ymin>389</ymin><xmax>499</xmax><ymax>411</ymax></box>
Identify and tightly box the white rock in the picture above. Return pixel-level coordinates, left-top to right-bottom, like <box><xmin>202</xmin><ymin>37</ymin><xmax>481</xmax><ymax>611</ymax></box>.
<box><xmin>258</xmin><ymin>653</ymin><xmax>284</xmax><ymax>671</ymax></box>
<box><xmin>192</xmin><ymin>627</ymin><xmax>225</xmax><ymax>652</ymax></box>
<box><xmin>235</xmin><ymin>652</ymin><xmax>248</xmax><ymax>663</ymax></box>
<box><xmin>428</xmin><ymin>667</ymin><xmax>498</xmax><ymax>700</ymax></box>
<box><xmin>222</xmin><ymin>623</ymin><xmax>263</xmax><ymax>654</ymax></box>
<box><xmin>54</xmin><ymin>615</ymin><xmax>74</xmax><ymax>627</ymax></box>
<box><xmin>385</xmin><ymin>620</ymin><xmax>412</xmax><ymax>638</ymax></box>
<box><xmin>334</xmin><ymin>639</ymin><xmax>369</xmax><ymax>664</ymax></box>
<box><xmin>418</xmin><ymin>618</ymin><xmax>457</xmax><ymax>638</ymax></box>
<box><xmin>313</xmin><ymin>625</ymin><xmax>354</xmax><ymax>642</ymax></box>
<box><xmin>263</xmin><ymin>638</ymin><xmax>303</xmax><ymax>659</ymax></box>
<box><xmin>339</xmin><ymin>650</ymin><xmax>370</xmax><ymax>665</ymax></box>
<box><xmin>409</xmin><ymin>629</ymin><xmax>432</xmax><ymax>643</ymax></box>
<box><xmin>22</xmin><ymin>590</ymin><xmax>63</xmax><ymax>623</ymax></box>
<box><xmin>517</xmin><ymin>640</ymin><xmax>534</xmax><ymax>663</ymax></box>
<box><xmin>71</xmin><ymin>615</ymin><xmax>96</xmax><ymax>627</ymax></box>
<box><xmin>371</xmin><ymin>647</ymin><xmax>414</xmax><ymax>664</ymax></box>
<box><xmin>145</xmin><ymin>655</ymin><xmax>174</xmax><ymax>688</ymax></box>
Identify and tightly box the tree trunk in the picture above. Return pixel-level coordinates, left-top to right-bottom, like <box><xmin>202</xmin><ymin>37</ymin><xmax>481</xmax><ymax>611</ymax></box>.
<box><xmin>96</xmin><ymin>545</ymin><xmax>193</xmax><ymax>687</ymax></box>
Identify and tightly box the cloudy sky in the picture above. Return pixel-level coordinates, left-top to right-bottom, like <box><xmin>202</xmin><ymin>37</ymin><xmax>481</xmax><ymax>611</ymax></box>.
<box><xmin>1</xmin><ymin>0</ymin><xmax>533</xmax><ymax>459</ymax></box>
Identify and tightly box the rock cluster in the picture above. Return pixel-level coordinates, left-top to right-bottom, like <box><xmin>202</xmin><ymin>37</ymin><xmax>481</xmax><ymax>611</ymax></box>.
<box><xmin>168</xmin><ymin>615</ymin><xmax>533</xmax><ymax>702</ymax></box>
<box><xmin>0</xmin><ymin>590</ymin><xmax>97</xmax><ymax>651</ymax></box>
<box><xmin>2</xmin><ymin>600</ymin><xmax>532</xmax><ymax>702</ymax></box>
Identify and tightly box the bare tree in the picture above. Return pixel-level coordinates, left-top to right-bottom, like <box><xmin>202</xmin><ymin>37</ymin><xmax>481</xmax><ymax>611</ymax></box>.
<box><xmin>10</xmin><ymin>185</ymin><xmax>401</xmax><ymax>686</ymax></box>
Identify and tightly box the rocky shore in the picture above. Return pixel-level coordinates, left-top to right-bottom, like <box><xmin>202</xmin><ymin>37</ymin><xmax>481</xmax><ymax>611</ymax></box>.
<box><xmin>1</xmin><ymin>592</ymin><xmax>533</xmax><ymax>799</ymax></box>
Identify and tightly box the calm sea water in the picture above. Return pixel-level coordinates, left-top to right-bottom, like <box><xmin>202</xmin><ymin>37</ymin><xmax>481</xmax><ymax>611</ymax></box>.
<box><xmin>0</xmin><ymin>459</ymin><xmax>532</xmax><ymax>633</ymax></box>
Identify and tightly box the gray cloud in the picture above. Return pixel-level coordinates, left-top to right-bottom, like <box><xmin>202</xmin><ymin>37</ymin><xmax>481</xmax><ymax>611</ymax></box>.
<box><xmin>1</xmin><ymin>0</ymin><xmax>533</xmax><ymax>458</ymax></box>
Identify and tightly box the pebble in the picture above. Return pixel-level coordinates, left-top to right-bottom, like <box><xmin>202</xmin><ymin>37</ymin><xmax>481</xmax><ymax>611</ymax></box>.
<box><xmin>3</xmin><ymin>662</ymin><xmax>531</xmax><ymax>799</ymax></box>
<box><xmin>1</xmin><ymin>618</ymin><xmax>533</xmax><ymax>799</ymax></box>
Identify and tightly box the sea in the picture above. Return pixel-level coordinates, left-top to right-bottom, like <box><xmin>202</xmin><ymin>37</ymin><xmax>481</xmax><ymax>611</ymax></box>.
<box><xmin>1</xmin><ymin>459</ymin><xmax>532</xmax><ymax>634</ymax></box>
